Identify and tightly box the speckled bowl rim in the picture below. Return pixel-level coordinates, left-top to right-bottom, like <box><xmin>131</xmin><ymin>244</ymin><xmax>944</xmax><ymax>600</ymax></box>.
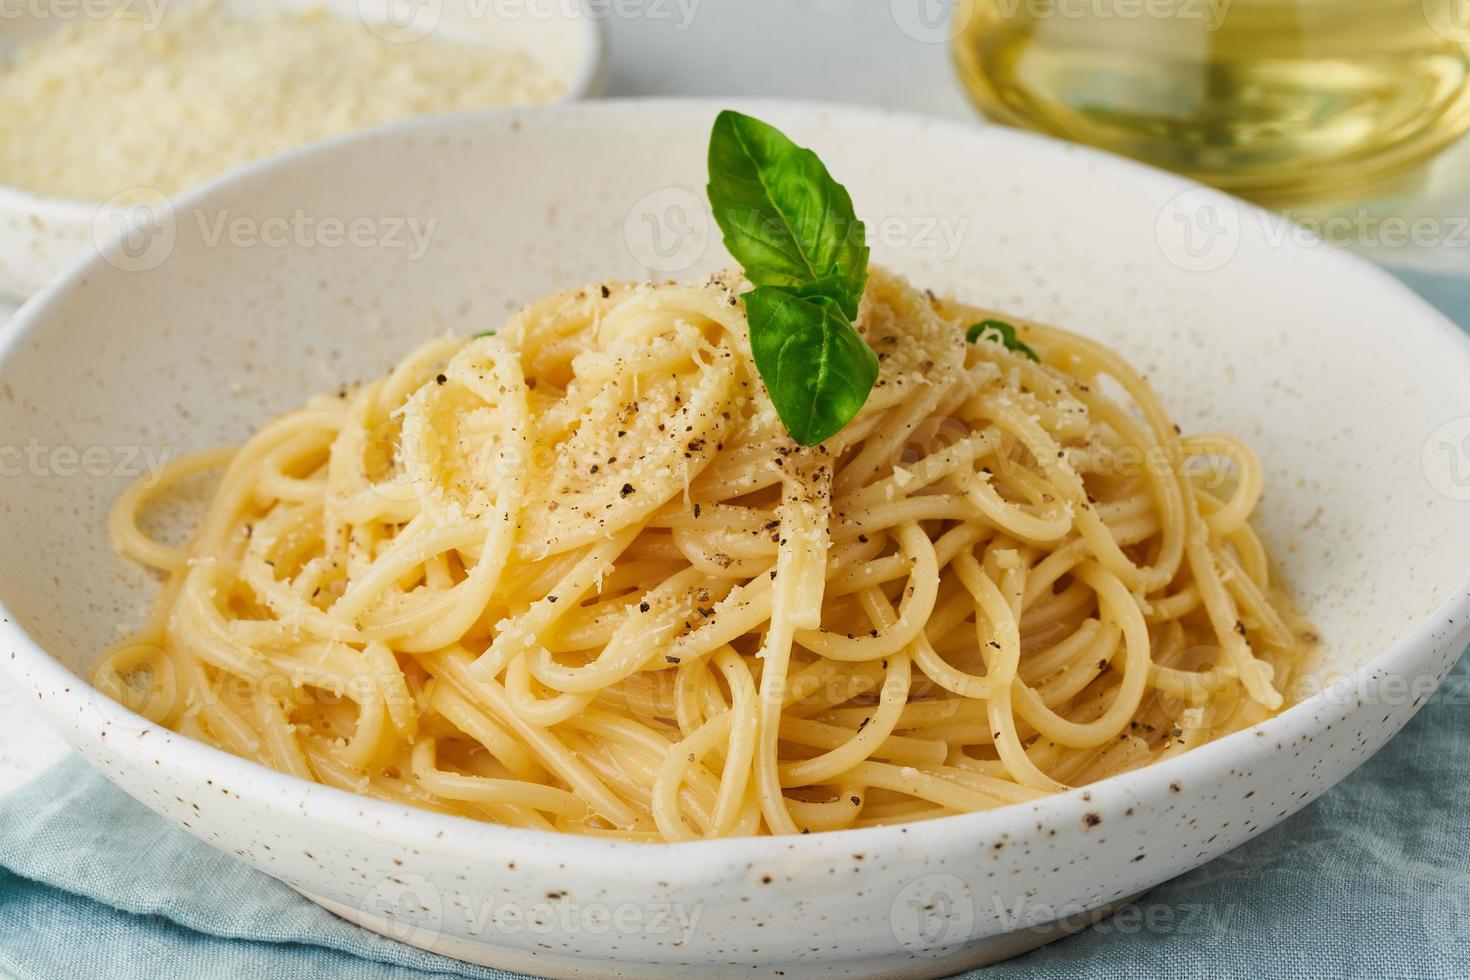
<box><xmin>3</xmin><ymin>99</ymin><xmax>1470</xmax><ymax>881</ymax></box>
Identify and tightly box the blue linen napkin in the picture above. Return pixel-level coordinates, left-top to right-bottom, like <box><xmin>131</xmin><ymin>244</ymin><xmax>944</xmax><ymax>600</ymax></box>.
<box><xmin>1395</xmin><ymin>266</ymin><xmax>1470</xmax><ymax>325</ymax></box>
<box><xmin>2</xmin><ymin>269</ymin><xmax>1468</xmax><ymax>980</ymax></box>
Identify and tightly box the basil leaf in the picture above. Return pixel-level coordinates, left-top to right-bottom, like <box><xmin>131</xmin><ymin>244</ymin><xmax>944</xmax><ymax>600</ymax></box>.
<box><xmin>745</xmin><ymin>285</ymin><xmax>879</xmax><ymax>446</ymax></box>
<box><xmin>708</xmin><ymin>111</ymin><xmax>868</xmax><ymax>319</ymax></box>
<box><xmin>471</xmin><ymin>329</ymin><xmax>496</xmax><ymax>338</ymax></box>
<box><xmin>966</xmin><ymin>319</ymin><xmax>1039</xmax><ymax>362</ymax></box>
<box><xmin>796</xmin><ymin>273</ymin><xmax>865</xmax><ymax>318</ymax></box>
<box><xmin>704</xmin><ymin>111</ymin><xmax>880</xmax><ymax>446</ymax></box>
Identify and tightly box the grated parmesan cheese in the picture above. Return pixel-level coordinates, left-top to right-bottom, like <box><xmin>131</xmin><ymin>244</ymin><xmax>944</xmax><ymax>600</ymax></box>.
<box><xmin>0</xmin><ymin>2</ymin><xmax>565</xmax><ymax>201</ymax></box>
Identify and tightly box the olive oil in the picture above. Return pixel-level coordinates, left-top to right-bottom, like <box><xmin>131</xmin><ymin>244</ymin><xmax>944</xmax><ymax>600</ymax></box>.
<box><xmin>952</xmin><ymin>0</ymin><xmax>1470</xmax><ymax>203</ymax></box>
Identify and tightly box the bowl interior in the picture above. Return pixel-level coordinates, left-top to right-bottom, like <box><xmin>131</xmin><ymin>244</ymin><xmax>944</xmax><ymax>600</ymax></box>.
<box><xmin>1</xmin><ymin>101</ymin><xmax>1468</xmax><ymax>704</ymax></box>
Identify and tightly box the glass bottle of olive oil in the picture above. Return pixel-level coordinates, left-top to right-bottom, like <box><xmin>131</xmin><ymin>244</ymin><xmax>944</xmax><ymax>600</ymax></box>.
<box><xmin>951</xmin><ymin>0</ymin><xmax>1470</xmax><ymax>203</ymax></box>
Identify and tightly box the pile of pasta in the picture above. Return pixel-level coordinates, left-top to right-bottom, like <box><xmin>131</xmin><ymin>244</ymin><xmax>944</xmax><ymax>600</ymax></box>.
<box><xmin>99</xmin><ymin>266</ymin><xmax>1314</xmax><ymax>841</ymax></box>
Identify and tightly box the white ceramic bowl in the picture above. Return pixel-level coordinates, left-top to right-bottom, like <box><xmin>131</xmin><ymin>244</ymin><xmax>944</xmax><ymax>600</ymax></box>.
<box><xmin>2</xmin><ymin>100</ymin><xmax>1469</xmax><ymax>979</ymax></box>
<box><xmin>0</xmin><ymin>0</ymin><xmax>608</xmax><ymax>300</ymax></box>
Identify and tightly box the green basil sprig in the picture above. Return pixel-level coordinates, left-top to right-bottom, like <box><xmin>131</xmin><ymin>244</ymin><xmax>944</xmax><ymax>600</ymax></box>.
<box><xmin>966</xmin><ymin>319</ymin><xmax>1039</xmax><ymax>362</ymax></box>
<box><xmin>707</xmin><ymin>110</ymin><xmax>878</xmax><ymax>446</ymax></box>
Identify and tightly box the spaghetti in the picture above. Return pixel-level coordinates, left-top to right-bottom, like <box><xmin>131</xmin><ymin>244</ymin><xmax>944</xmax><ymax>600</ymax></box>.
<box><xmin>97</xmin><ymin>267</ymin><xmax>1315</xmax><ymax>841</ymax></box>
